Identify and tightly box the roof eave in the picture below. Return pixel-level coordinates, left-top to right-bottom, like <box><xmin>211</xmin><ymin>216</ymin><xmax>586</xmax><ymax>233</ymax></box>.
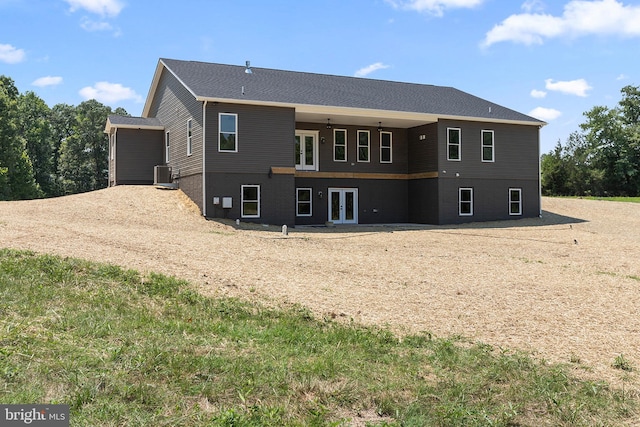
<box><xmin>142</xmin><ymin>59</ymin><xmax>199</xmax><ymax>118</ymax></box>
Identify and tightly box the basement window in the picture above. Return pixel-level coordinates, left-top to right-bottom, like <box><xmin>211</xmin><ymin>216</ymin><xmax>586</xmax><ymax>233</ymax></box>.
<box><xmin>509</xmin><ymin>188</ymin><xmax>522</xmax><ymax>216</ymax></box>
<box><xmin>296</xmin><ymin>188</ymin><xmax>312</xmax><ymax>216</ymax></box>
<box><xmin>459</xmin><ymin>188</ymin><xmax>473</xmax><ymax>216</ymax></box>
<box><xmin>241</xmin><ymin>185</ymin><xmax>260</xmax><ymax>218</ymax></box>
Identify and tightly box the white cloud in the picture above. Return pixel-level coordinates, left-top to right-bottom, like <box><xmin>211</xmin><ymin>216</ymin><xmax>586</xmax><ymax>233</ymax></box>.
<box><xmin>616</xmin><ymin>73</ymin><xmax>628</xmax><ymax>80</ymax></box>
<box><xmin>79</xmin><ymin>82</ymin><xmax>142</xmax><ymax>104</ymax></box>
<box><xmin>529</xmin><ymin>107</ymin><xmax>562</xmax><ymax>121</ymax></box>
<box><xmin>64</xmin><ymin>0</ymin><xmax>124</xmax><ymax>17</ymax></box>
<box><xmin>530</xmin><ymin>89</ymin><xmax>547</xmax><ymax>98</ymax></box>
<box><xmin>80</xmin><ymin>17</ymin><xmax>113</xmax><ymax>31</ymax></box>
<box><xmin>545</xmin><ymin>78</ymin><xmax>592</xmax><ymax>97</ymax></box>
<box><xmin>32</xmin><ymin>76</ymin><xmax>63</xmax><ymax>87</ymax></box>
<box><xmin>482</xmin><ymin>0</ymin><xmax>640</xmax><ymax>47</ymax></box>
<box><xmin>521</xmin><ymin>0</ymin><xmax>545</xmax><ymax>13</ymax></box>
<box><xmin>354</xmin><ymin>62</ymin><xmax>391</xmax><ymax>78</ymax></box>
<box><xmin>0</xmin><ymin>43</ymin><xmax>25</xmax><ymax>64</ymax></box>
<box><xmin>385</xmin><ymin>0</ymin><xmax>483</xmax><ymax>16</ymax></box>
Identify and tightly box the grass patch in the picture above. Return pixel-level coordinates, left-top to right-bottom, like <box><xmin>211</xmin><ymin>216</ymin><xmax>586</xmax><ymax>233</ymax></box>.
<box><xmin>566</xmin><ymin>196</ymin><xmax>640</xmax><ymax>203</ymax></box>
<box><xmin>0</xmin><ymin>248</ymin><xmax>636</xmax><ymax>426</ymax></box>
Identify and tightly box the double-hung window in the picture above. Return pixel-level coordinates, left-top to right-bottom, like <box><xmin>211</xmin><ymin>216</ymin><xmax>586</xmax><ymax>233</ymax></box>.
<box><xmin>219</xmin><ymin>113</ymin><xmax>238</xmax><ymax>152</ymax></box>
<box><xmin>459</xmin><ymin>188</ymin><xmax>473</xmax><ymax>216</ymax></box>
<box><xmin>241</xmin><ymin>185</ymin><xmax>260</xmax><ymax>218</ymax></box>
<box><xmin>334</xmin><ymin>129</ymin><xmax>347</xmax><ymax>162</ymax></box>
<box><xmin>447</xmin><ymin>128</ymin><xmax>461</xmax><ymax>161</ymax></box>
<box><xmin>357</xmin><ymin>130</ymin><xmax>370</xmax><ymax>162</ymax></box>
<box><xmin>165</xmin><ymin>131</ymin><xmax>170</xmax><ymax>163</ymax></box>
<box><xmin>380</xmin><ymin>131</ymin><xmax>392</xmax><ymax>163</ymax></box>
<box><xmin>482</xmin><ymin>130</ymin><xmax>494</xmax><ymax>162</ymax></box>
<box><xmin>186</xmin><ymin>118</ymin><xmax>193</xmax><ymax>156</ymax></box>
<box><xmin>509</xmin><ymin>188</ymin><xmax>522</xmax><ymax>216</ymax></box>
<box><xmin>296</xmin><ymin>188</ymin><xmax>312</xmax><ymax>216</ymax></box>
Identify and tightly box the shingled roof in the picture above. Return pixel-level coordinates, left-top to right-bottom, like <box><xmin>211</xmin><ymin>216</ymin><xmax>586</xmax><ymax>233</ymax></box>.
<box><xmin>105</xmin><ymin>115</ymin><xmax>163</xmax><ymax>132</ymax></box>
<box><xmin>142</xmin><ymin>58</ymin><xmax>543</xmax><ymax>127</ymax></box>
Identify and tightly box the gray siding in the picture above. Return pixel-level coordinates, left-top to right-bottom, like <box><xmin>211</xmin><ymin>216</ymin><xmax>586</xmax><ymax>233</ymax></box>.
<box><xmin>408</xmin><ymin>178</ymin><xmax>439</xmax><ymax>224</ymax></box>
<box><xmin>205</xmin><ymin>103</ymin><xmax>295</xmax><ymax>173</ymax></box>
<box><xmin>148</xmin><ymin>68</ymin><xmax>203</xmax><ymax>177</ymax></box>
<box><xmin>294</xmin><ymin>177</ymin><xmax>408</xmax><ymax>225</ymax></box>
<box><xmin>114</xmin><ymin>128</ymin><xmax>163</xmax><ymax>184</ymax></box>
<box><xmin>205</xmin><ymin>172</ymin><xmax>295</xmax><ymax>226</ymax></box>
<box><xmin>179</xmin><ymin>174</ymin><xmax>203</xmax><ymax>213</ymax></box>
<box><xmin>437</xmin><ymin>119</ymin><xmax>539</xmax><ymax>180</ymax></box>
<box><xmin>408</xmin><ymin>123</ymin><xmax>438</xmax><ymax>174</ymax></box>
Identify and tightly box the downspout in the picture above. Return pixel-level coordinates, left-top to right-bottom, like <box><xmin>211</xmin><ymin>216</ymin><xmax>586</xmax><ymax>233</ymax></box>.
<box><xmin>538</xmin><ymin>126</ymin><xmax>542</xmax><ymax>218</ymax></box>
<box><xmin>202</xmin><ymin>101</ymin><xmax>207</xmax><ymax>217</ymax></box>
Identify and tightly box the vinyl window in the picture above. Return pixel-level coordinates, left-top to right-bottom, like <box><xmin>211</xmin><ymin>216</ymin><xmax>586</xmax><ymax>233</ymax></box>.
<box><xmin>241</xmin><ymin>185</ymin><xmax>260</xmax><ymax>218</ymax></box>
<box><xmin>165</xmin><ymin>131</ymin><xmax>170</xmax><ymax>162</ymax></box>
<box><xmin>459</xmin><ymin>188</ymin><xmax>473</xmax><ymax>216</ymax></box>
<box><xmin>296</xmin><ymin>188</ymin><xmax>312</xmax><ymax>216</ymax></box>
<box><xmin>219</xmin><ymin>113</ymin><xmax>238</xmax><ymax>152</ymax></box>
<box><xmin>380</xmin><ymin>131</ymin><xmax>392</xmax><ymax>163</ymax></box>
<box><xmin>447</xmin><ymin>128</ymin><xmax>461</xmax><ymax>161</ymax></box>
<box><xmin>357</xmin><ymin>130</ymin><xmax>370</xmax><ymax>162</ymax></box>
<box><xmin>334</xmin><ymin>129</ymin><xmax>347</xmax><ymax>162</ymax></box>
<box><xmin>482</xmin><ymin>130</ymin><xmax>494</xmax><ymax>162</ymax></box>
<box><xmin>187</xmin><ymin>118</ymin><xmax>193</xmax><ymax>156</ymax></box>
<box><xmin>509</xmin><ymin>188</ymin><xmax>522</xmax><ymax>216</ymax></box>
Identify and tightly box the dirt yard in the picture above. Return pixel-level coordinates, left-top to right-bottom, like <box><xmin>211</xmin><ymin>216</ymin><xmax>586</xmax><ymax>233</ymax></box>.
<box><xmin>1</xmin><ymin>186</ymin><xmax>638</xmax><ymax>388</ymax></box>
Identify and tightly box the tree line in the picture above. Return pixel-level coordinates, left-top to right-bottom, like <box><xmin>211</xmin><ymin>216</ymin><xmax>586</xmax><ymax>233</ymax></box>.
<box><xmin>542</xmin><ymin>85</ymin><xmax>640</xmax><ymax>197</ymax></box>
<box><xmin>0</xmin><ymin>75</ymin><xmax>128</xmax><ymax>200</ymax></box>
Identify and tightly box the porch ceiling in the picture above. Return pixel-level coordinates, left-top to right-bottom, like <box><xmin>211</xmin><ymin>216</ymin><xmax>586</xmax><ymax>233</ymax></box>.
<box><xmin>295</xmin><ymin>108</ymin><xmax>438</xmax><ymax>129</ymax></box>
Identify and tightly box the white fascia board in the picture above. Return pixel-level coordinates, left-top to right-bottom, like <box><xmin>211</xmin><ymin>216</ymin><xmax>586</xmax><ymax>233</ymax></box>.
<box><xmin>195</xmin><ymin>96</ymin><xmax>544</xmax><ymax>127</ymax></box>
<box><xmin>104</xmin><ymin>118</ymin><xmax>164</xmax><ymax>134</ymax></box>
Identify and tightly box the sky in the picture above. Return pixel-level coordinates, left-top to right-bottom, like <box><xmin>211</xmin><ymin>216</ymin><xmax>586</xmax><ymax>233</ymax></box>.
<box><xmin>1</xmin><ymin>0</ymin><xmax>639</xmax><ymax>155</ymax></box>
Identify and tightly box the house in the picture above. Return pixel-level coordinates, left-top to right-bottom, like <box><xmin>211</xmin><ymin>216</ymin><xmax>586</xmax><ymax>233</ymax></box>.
<box><xmin>105</xmin><ymin>58</ymin><xmax>544</xmax><ymax>226</ymax></box>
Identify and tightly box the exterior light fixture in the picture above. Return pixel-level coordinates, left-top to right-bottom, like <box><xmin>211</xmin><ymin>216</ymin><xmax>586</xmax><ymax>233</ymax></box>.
<box><xmin>377</xmin><ymin>122</ymin><xmax>383</xmax><ymax>132</ymax></box>
<box><xmin>326</xmin><ymin>119</ymin><xmax>332</xmax><ymax>129</ymax></box>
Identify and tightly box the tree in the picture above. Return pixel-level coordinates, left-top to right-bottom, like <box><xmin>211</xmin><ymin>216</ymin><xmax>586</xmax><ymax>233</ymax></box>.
<box><xmin>0</xmin><ymin>76</ymin><xmax>40</xmax><ymax>200</ymax></box>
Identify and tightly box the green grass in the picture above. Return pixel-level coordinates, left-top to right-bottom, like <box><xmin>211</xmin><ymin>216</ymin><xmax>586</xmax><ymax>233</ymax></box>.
<box><xmin>569</xmin><ymin>196</ymin><xmax>640</xmax><ymax>203</ymax></box>
<box><xmin>0</xmin><ymin>249</ymin><xmax>636</xmax><ymax>426</ymax></box>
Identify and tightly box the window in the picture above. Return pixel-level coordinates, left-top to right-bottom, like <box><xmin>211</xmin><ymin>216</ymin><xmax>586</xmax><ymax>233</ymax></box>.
<box><xmin>241</xmin><ymin>185</ymin><xmax>260</xmax><ymax>218</ymax></box>
<box><xmin>165</xmin><ymin>131</ymin><xmax>170</xmax><ymax>162</ymax></box>
<box><xmin>219</xmin><ymin>113</ymin><xmax>238</xmax><ymax>152</ymax></box>
<box><xmin>334</xmin><ymin>129</ymin><xmax>347</xmax><ymax>162</ymax></box>
<box><xmin>459</xmin><ymin>188</ymin><xmax>473</xmax><ymax>216</ymax></box>
<box><xmin>357</xmin><ymin>130</ymin><xmax>370</xmax><ymax>162</ymax></box>
<box><xmin>295</xmin><ymin>131</ymin><xmax>318</xmax><ymax>170</ymax></box>
<box><xmin>509</xmin><ymin>188</ymin><xmax>522</xmax><ymax>216</ymax></box>
<box><xmin>447</xmin><ymin>128</ymin><xmax>461</xmax><ymax>161</ymax></box>
<box><xmin>482</xmin><ymin>130</ymin><xmax>494</xmax><ymax>162</ymax></box>
<box><xmin>187</xmin><ymin>118</ymin><xmax>193</xmax><ymax>156</ymax></box>
<box><xmin>380</xmin><ymin>131</ymin><xmax>392</xmax><ymax>163</ymax></box>
<box><xmin>296</xmin><ymin>188</ymin><xmax>312</xmax><ymax>216</ymax></box>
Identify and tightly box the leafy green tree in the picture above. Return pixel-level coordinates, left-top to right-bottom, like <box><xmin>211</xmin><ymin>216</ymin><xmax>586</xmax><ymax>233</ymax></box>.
<box><xmin>0</xmin><ymin>76</ymin><xmax>40</xmax><ymax>200</ymax></box>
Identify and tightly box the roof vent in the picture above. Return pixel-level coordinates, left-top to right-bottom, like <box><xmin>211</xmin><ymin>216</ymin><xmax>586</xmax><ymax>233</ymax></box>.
<box><xmin>245</xmin><ymin>60</ymin><xmax>252</xmax><ymax>74</ymax></box>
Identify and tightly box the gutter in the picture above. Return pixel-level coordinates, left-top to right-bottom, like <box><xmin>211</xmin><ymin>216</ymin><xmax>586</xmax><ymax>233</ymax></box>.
<box><xmin>202</xmin><ymin>100</ymin><xmax>207</xmax><ymax>217</ymax></box>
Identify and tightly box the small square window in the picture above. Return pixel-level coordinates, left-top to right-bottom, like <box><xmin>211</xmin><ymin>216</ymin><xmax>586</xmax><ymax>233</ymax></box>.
<box><xmin>241</xmin><ymin>185</ymin><xmax>260</xmax><ymax>218</ymax></box>
<box><xmin>296</xmin><ymin>188</ymin><xmax>312</xmax><ymax>216</ymax></box>
<box><xmin>219</xmin><ymin>113</ymin><xmax>238</xmax><ymax>152</ymax></box>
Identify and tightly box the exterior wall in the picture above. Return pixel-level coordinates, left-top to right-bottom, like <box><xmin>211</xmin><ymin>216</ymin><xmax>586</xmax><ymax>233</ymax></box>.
<box><xmin>205</xmin><ymin>172</ymin><xmax>295</xmax><ymax>226</ymax></box>
<box><xmin>294</xmin><ymin>177</ymin><xmax>408</xmax><ymax>225</ymax></box>
<box><xmin>438</xmin><ymin>177</ymin><xmax>540</xmax><ymax>224</ymax></box>
<box><xmin>205</xmin><ymin>103</ymin><xmax>295</xmax><ymax>173</ymax></box>
<box><xmin>408</xmin><ymin>122</ymin><xmax>438</xmax><ymax>174</ymax></box>
<box><xmin>148</xmin><ymin>68</ymin><xmax>204</xmax><ymax>177</ymax></box>
<box><xmin>179</xmin><ymin>173</ymin><xmax>203</xmax><ymax>211</ymax></box>
<box><xmin>113</xmin><ymin>128</ymin><xmax>163</xmax><ymax>185</ymax></box>
<box><xmin>408</xmin><ymin>178</ymin><xmax>439</xmax><ymax>224</ymax></box>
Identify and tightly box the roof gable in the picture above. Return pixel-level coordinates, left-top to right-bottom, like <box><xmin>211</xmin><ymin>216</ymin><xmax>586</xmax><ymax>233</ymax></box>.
<box><xmin>142</xmin><ymin>58</ymin><xmax>544</xmax><ymax>126</ymax></box>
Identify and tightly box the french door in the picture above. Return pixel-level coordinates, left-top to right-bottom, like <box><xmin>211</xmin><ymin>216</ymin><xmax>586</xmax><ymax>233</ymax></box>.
<box><xmin>328</xmin><ymin>188</ymin><xmax>358</xmax><ymax>224</ymax></box>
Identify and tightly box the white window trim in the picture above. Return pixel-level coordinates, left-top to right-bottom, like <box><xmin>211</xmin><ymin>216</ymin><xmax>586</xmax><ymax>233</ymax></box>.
<box><xmin>165</xmin><ymin>131</ymin><xmax>170</xmax><ymax>163</ymax></box>
<box><xmin>509</xmin><ymin>188</ymin><xmax>522</xmax><ymax>216</ymax></box>
<box><xmin>241</xmin><ymin>185</ymin><xmax>260</xmax><ymax>218</ymax></box>
<box><xmin>333</xmin><ymin>129</ymin><xmax>347</xmax><ymax>162</ymax></box>
<box><xmin>459</xmin><ymin>187</ymin><xmax>473</xmax><ymax>216</ymax></box>
<box><xmin>187</xmin><ymin>118</ymin><xmax>193</xmax><ymax>156</ymax></box>
<box><xmin>219</xmin><ymin>113</ymin><xmax>238</xmax><ymax>153</ymax></box>
<box><xmin>380</xmin><ymin>131</ymin><xmax>392</xmax><ymax>164</ymax></box>
<box><xmin>357</xmin><ymin>130</ymin><xmax>370</xmax><ymax>163</ymax></box>
<box><xmin>447</xmin><ymin>127</ymin><xmax>461</xmax><ymax>162</ymax></box>
<box><xmin>481</xmin><ymin>130</ymin><xmax>494</xmax><ymax>163</ymax></box>
<box><xmin>296</xmin><ymin>187</ymin><xmax>313</xmax><ymax>217</ymax></box>
<box><xmin>295</xmin><ymin>130</ymin><xmax>319</xmax><ymax>171</ymax></box>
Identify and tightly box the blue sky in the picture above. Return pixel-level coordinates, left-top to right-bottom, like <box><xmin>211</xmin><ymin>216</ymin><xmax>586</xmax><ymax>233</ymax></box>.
<box><xmin>1</xmin><ymin>0</ymin><xmax>639</xmax><ymax>154</ymax></box>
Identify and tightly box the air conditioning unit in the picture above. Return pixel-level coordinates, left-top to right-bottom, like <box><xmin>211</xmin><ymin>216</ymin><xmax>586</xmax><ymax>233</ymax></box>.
<box><xmin>154</xmin><ymin>165</ymin><xmax>172</xmax><ymax>184</ymax></box>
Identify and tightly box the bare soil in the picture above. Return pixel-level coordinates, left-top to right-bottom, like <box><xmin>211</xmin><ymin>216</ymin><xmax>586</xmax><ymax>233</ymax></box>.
<box><xmin>1</xmin><ymin>186</ymin><xmax>639</xmax><ymax>388</ymax></box>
